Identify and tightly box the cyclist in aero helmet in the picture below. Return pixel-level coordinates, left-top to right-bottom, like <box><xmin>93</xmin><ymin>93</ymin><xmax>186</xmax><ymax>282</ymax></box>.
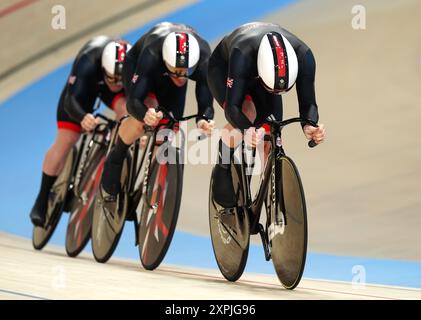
<box><xmin>102</xmin><ymin>40</ymin><xmax>132</xmax><ymax>87</ymax></box>
<box><xmin>207</xmin><ymin>22</ymin><xmax>326</xmax><ymax>208</ymax></box>
<box><xmin>100</xmin><ymin>22</ymin><xmax>215</xmax><ymax>202</ymax></box>
<box><xmin>162</xmin><ymin>30</ymin><xmax>201</xmax><ymax>79</ymax></box>
<box><xmin>30</xmin><ymin>36</ymin><xmax>132</xmax><ymax>227</ymax></box>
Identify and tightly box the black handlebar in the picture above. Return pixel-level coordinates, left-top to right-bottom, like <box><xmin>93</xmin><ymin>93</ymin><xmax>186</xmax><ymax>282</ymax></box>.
<box><xmin>263</xmin><ymin>117</ymin><xmax>319</xmax><ymax>148</ymax></box>
<box><xmin>155</xmin><ymin>105</ymin><xmax>209</xmax><ymax>123</ymax></box>
<box><xmin>92</xmin><ymin>113</ymin><xmax>116</xmax><ymax>134</ymax></box>
<box><xmin>143</xmin><ymin>106</ymin><xmax>210</xmax><ymax>141</ymax></box>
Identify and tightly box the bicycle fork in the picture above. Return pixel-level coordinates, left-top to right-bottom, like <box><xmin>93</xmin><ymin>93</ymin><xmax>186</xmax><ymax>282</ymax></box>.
<box><xmin>242</xmin><ymin>141</ymin><xmax>274</xmax><ymax>261</ymax></box>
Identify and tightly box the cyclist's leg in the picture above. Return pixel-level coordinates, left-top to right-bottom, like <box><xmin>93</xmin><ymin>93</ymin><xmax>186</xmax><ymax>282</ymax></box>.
<box><xmin>250</xmin><ymin>84</ymin><xmax>283</xmax><ymax>171</ymax></box>
<box><xmin>101</xmin><ymin>92</ymin><xmax>158</xmax><ymax>196</ymax></box>
<box><xmin>212</xmin><ymin>98</ymin><xmax>256</xmax><ymax>208</ymax></box>
<box><xmin>43</xmin><ymin>128</ymin><xmax>80</xmax><ymax>175</ymax></box>
<box><xmin>30</xmin><ymin>93</ymin><xmax>81</xmax><ymax>226</ymax></box>
<box><xmin>208</xmin><ymin>48</ymin><xmax>238</xmax><ymax>207</ymax></box>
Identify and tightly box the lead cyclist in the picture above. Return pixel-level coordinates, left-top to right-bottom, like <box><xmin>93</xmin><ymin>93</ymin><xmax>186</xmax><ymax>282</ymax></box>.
<box><xmin>207</xmin><ymin>22</ymin><xmax>326</xmax><ymax>208</ymax></box>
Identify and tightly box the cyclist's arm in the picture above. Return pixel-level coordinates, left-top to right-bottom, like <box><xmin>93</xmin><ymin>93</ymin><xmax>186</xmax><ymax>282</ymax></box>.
<box><xmin>65</xmin><ymin>56</ymin><xmax>97</xmax><ymax>123</ymax></box>
<box><xmin>191</xmin><ymin>45</ymin><xmax>214</xmax><ymax>121</ymax></box>
<box><xmin>126</xmin><ymin>51</ymin><xmax>156</xmax><ymax>121</ymax></box>
<box><xmin>295</xmin><ymin>49</ymin><xmax>319</xmax><ymax>125</ymax></box>
<box><xmin>224</xmin><ymin>48</ymin><xmax>253</xmax><ymax>131</ymax></box>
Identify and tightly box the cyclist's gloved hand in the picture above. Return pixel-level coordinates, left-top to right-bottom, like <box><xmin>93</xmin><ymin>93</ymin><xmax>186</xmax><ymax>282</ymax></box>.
<box><xmin>197</xmin><ymin>119</ymin><xmax>215</xmax><ymax>137</ymax></box>
<box><xmin>81</xmin><ymin>113</ymin><xmax>99</xmax><ymax>131</ymax></box>
<box><xmin>144</xmin><ymin>107</ymin><xmax>163</xmax><ymax>127</ymax></box>
<box><xmin>303</xmin><ymin>123</ymin><xmax>326</xmax><ymax>145</ymax></box>
<box><xmin>244</xmin><ymin>127</ymin><xmax>265</xmax><ymax>148</ymax></box>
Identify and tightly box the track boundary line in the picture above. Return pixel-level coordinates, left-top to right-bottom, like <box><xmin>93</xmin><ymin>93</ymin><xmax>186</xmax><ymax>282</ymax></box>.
<box><xmin>0</xmin><ymin>0</ymin><xmax>38</xmax><ymax>18</ymax></box>
<box><xmin>0</xmin><ymin>0</ymin><xmax>167</xmax><ymax>82</ymax></box>
<box><xmin>0</xmin><ymin>288</ymin><xmax>49</xmax><ymax>300</ymax></box>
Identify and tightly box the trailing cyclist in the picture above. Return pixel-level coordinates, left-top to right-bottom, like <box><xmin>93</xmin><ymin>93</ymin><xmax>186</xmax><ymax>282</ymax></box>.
<box><xmin>30</xmin><ymin>36</ymin><xmax>132</xmax><ymax>227</ymax></box>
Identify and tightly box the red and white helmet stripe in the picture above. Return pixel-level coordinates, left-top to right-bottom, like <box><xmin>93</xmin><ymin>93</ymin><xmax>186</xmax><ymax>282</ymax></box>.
<box><xmin>102</xmin><ymin>40</ymin><xmax>132</xmax><ymax>77</ymax></box>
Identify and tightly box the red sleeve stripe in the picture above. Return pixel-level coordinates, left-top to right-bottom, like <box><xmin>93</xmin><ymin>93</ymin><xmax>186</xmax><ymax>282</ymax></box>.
<box><xmin>57</xmin><ymin>121</ymin><xmax>81</xmax><ymax>133</ymax></box>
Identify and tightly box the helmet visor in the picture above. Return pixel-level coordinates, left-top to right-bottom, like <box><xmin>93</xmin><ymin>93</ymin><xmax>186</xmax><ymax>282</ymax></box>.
<box><xmin>104</xmin><ymin>69</ymin><xmax>123</xmax><ymax>86</ymax></box>
<box><xmin>165</xmin><ymin>62</ymin><xmax>195</xmax><ymax>78</ymax></box>
<box><xmin>260</xmin><ymin>78</ymin><xmax>284</xmax><ymax>95</ymax></box>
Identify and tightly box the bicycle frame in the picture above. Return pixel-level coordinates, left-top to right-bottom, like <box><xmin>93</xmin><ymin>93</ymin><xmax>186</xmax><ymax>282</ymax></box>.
<box><xmin>109</xmin><ymin>108</ymin><xmax>207</xmax><ymax>245</ymax></box>
<box><xmin>69</xmin><ymin>114</ymin><xmax>115</xmax><ymax>201</ymax></box>
<box><xmin>238</xmin><ymin>118</ymin><xmax>318</xmax><ymax>235</ymax></box>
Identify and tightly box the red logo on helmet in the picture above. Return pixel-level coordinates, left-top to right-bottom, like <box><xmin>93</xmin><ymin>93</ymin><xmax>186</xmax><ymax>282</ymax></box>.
<box><xmin>272</xmin><ymin>35</ymin><xmax>286</xmax><ymax>78</ymax></box>
<box><xmin>178</xmin><ymin>33</ymin><xmax>187</xmax><ymax>54</ymax></box>
<box><xmin>117</xmin><ymin>45</ymin><xmax>125</xmax><ymax>62</ymax></box>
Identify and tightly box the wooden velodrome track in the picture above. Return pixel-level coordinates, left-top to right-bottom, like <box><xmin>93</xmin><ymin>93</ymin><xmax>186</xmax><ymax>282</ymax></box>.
<box><xmin>1</xmin><ymin>233</ymin><xmax>421</xmax><ymax>300</ymax></box>
<box><xmin>1</xmin><ymin>0</ymin><xmax>421</xmax><ymax>299</ymax></box>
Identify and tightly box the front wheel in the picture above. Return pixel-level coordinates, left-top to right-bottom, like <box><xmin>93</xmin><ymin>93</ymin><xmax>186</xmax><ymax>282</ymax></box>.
<box><xmin>137</xmin><ymin>147</ymin><xmax>183</xmax><ymax>270</ymax></box>
<box><xmin>209</xmin><ymin>162</ymin><xmax>250</xmax><ymax>282</ymax></box>
<box><xmin>266</xmin><ymin>156</ymin><xmax>308</xmax><ymax>290</ymax></box>
<box><xmin>32</xmin><ymin>147</ymin><xmax>77</xmax><ymax>250</ymax></box>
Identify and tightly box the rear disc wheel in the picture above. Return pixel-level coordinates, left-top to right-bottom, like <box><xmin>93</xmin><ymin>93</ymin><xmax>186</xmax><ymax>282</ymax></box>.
<box><xmin>209</xmin><ymin>163</ymin><xmax>250</xmax><ymax>282</ymax></box>
<box><xmin>91</xmin><ymin>155</ymin><xmax>130</xmax><ymax>263</ymax></box>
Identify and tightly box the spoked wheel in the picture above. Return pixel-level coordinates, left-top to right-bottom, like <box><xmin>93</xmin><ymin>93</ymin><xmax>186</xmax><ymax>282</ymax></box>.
<box><xmin>91</xmin><ymin>155</ymin><xmax>130</xmax><ymax>263</ymax></box>
<box><xmin>32</xmin><ymin>147</ymin><xmax>77</xmax><ymax>250</ymax></box>
<box><xmin>266</xmin><ymin>156</ymin><xmax>308</xmax><ymax>290</ymax></box>
<box><xmin>137</xmin><ymin>147</ymin><xmax>183</xmax><ymax>270</ymax></box>
<box><xmin>65</xmin><ymin>153</ymin><xmax>105</xmax><ymax>257</ymax></box>
<box><xmin>209</xmin><ymin>162</ymin><xmax>250</xmax><ymax>282</ymax></box>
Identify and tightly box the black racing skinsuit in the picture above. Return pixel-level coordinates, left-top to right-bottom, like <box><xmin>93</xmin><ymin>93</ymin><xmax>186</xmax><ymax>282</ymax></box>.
<box><xmin>208</xmin><ymin>21</ymin><xmax>319</xmax><ymax>131</ymax></box>
<box><xmin>57</xmin><ymin>35</ymin><xmax>124</xmax><ymax>130</ymax></box>
<box><xmin>122</xmin><ymin>22</ymin><xmax>214</xmax><ymax>122</ymax></box>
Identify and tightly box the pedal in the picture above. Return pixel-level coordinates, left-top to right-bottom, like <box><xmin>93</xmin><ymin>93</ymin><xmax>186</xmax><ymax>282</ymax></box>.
<box><xmin>217</xmin><ymin>207</ymin><xmax>235</xmax><ymax>228</ymax></box>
